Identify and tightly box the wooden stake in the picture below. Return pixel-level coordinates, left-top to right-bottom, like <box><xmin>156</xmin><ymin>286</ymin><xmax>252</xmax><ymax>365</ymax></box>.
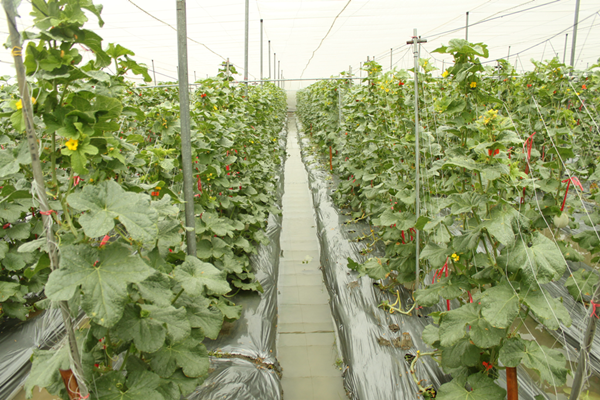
<box><xmin>59</xmin><ymin>370</ymin><xmax>80</xmax><ymax>400</ymax></box>
<box><xmin>329</xmin><ymin>146</ymin><xmax>333</xmax><ymax>171</ymax></box>
<box><xmin>506</xmin><ymin>367</ymin><xmax>518</xmax><ymax>400</ymax></box>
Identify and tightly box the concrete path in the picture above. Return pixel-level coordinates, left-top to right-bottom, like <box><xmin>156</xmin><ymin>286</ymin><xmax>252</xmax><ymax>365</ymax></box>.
<box><xmin>277</xmin><ymin>114</ymin><xmax>347</xmax><ymax>400</ymax></box>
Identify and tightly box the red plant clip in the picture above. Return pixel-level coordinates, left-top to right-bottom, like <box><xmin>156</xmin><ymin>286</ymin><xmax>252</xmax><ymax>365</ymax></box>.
<box><xmin>560</xmin><ymin>177</ymin><xmax>583</xmax><ymax>212</ymax></box>
<box><xmin>591</xmin><ymin>301</ymin><xmax>600</xmax><ymax>319</ymax></box>
<box><xmin>197</xmin><ymin>175</ymin><xmax>203</xmax><ymax>192</ymax></box>
<box><xmin>523</xmin><ymin>132</ymin><xmax>536</xmax><ymax>175</ymax></box>
<box><xmin>40</xmin><ymin>210</ymin><xmax>56</xmax><ymax>215</ymax></box>
<box><xmin>99</xmin><ymin>235</ymin><xmax>110</xmax><ymax>247</ymax></box>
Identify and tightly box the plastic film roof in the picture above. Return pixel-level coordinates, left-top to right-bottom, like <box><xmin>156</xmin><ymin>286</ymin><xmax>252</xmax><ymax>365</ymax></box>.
<box><xmin>0</xmin><ymin>0</ymin><xmax>599</xmax><ymax>89</ymax></box>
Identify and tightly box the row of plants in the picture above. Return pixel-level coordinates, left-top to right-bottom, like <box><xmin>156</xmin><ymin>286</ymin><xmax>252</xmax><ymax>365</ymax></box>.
<box><xmin>297</xmin><ymin>39</ymin><xmax>600</xmax><ymax>399</ymax></box>
<box><xmin>0</xmin><ymin>1</ymin><xmax>287</xmax><ymax>399</ymax></box>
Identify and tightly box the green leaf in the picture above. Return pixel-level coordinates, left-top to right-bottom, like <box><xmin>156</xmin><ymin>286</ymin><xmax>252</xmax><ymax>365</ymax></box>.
<box><xmin>452</xmin><ymin>227</ymin><xmax>482</xmax><ymax>253</ymax></box>
<box><xmin>114</xmin><ymin>304</ymin><xmax>165</xmax><ymax>353</ymax></box>
<box><xmin>520</xmin><ymin>284</ymin><xmax>572</xmax><ymax>329</ymax></box>
<box><xmin>478</xmin><ymin>280</ymin><xmax>520</xmax><ymax>329</ymax></box>
<box><xmin>149</xmin><ymin>337</ymin><xmax>209</xmax><ymax>378</ymax></box>
<box><xmin>565</xmin><ymin>269</ymin><xmax>599</xmax><ymax>301</ymax></box>
<box><xmin>0</xmin><ymin>280</ymin><xmax>21</xmax><ymax>301</ymax></box>
<box><xmin>482</xmin><ymin>207</ymin><xmax>520</xmax><ymax>246</ymax></box>
<box><xmin>497</xmin><ymin>232</ymin><xmax>566</xmax><ymax>285</ymax></box>
<box><xmin>363</xmin><ymin>257</ymin><xmax>390</xmax><ymax>280</ymax></box>
<box><xmin>499</xmin><ymin>337</ymin><xmax>567</xmax><ymax>385</ymax></box>
<box><xmin>45</xmin><ymin>243</ymin><xmax>154</xmax><ymax>327</ymax></box>
<box><xmin>68</xmin><ymin>180</ymin><xmax>158</xmax><ymax>242</ymax></box>
<box><xmin>135</xmin><ymin>272</ymin><xmax>173</xmax><ymax>306</ymax></box>
<box><xmin>439</xmin><ymin>303</ymin><xmax>505</xmax><ymax>348</ymax></box>
<box><xmin>25</xmin><ymin>347</ymin><xmax>70</xmax><ymax>398</ymax></box>
<box><xmin>422</xmin><ymin>324</ymin><xmax>440</xmax><ymax>347</ymax></box>
<box><xmin>442</xmin><ymin>338</ymin><xmax>481</xmax><ymax>369</ymax></box>
<box><xmin>173</xmin><ymin>256</ymin><xmax>230</xmax><ymax>296</ymax></box>
<box><xmin>174</xmin><ymin>293</ymin><xmax>223</xmax><ymax>340</ymax></box>
<box><xmin>420</xmin><ymin>243</ymin><xmax>450</xmax><ymax>268</ymax></box>
<box><xmin>437</xmin><ymin>373</ymin><xmax>505</xmax><ymax>400</ymax></box>
<box><xmin>96</xmin><ymin>371</ymin><xmax>165</xmax><ymax>400</ymax></box>
<box><xmin>450</xmin><ymin>192</ymin><xmax>487</xmax><ymax>215</ymax></box>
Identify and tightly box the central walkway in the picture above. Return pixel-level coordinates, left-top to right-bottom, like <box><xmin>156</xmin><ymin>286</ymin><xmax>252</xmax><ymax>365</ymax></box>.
<box><xmin>277</xmin><ymin>114</ymin><xmax>347</xmax><ymax>400</ymax></box>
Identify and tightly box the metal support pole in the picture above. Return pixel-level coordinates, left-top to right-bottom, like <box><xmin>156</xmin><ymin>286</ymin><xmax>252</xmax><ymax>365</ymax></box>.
<box><xmin>390</xmin><ymin>48</ymin><xmax>393</xmax><ymax>70</ymax></box>
<box><xmin>152</xmin><ymin>59</ymin><xmax>157</xmax><ymax>86</ymax></box>
<box><xmin>260</xmin><ymin>19</ymin><xmax>263</xmax><ymax>84</ymax></box>
<box><xmin>244</xmin><ymin>0</ymin><xmax>249</xmax><ymax>96</ymax></box>
<box><xmin>563</xmin><ymin>33</ymin><xmax>568</xmax><ymax>64</ymax></box>
<box><xmin>226</xmin><ymin>58</ymin><xmax>230</xmax><ymax>79</ymax></box>
<box><xmin>3</xmin><ymin>1</ymin><xmax>90</xmax><ymax>397</ymax></box>
<box><xmin>407</xmin><ymin>28</ymin><xmax>427</xmax><ymax>290</ymax></box>
<box><xmin>194</xmin><ymin>70</ymin><xmax>196</xmax><ymax>82</ymax></box>
<box><xmin>268</xmin><ymin>40</ymin><xmax>271</xmax><ymax>79</ymax></box>
<box><xmin>465</xmin><ymin>12</ymin><xmax>469</xmax><ymax>41</ymax></box>
<box><xmin>274</xmin><ymin>53</ymin><xmax>277</xmax><ymax>85</ymax></box>
<box><xmin>507</xmin><ymin>45</ymin><xmax>511</xmax><ymax>61</ymax></box>
<box><xmin>176</xmin><ymin>0</ymin><xmax>197</xmax><ymax>256</ymax></box>
<box><xmin>569</xmin><ymin>0</ymin><xmax>581</xmax><ymax>71</ymax></box>
<box><xmin>278</xmin><ymin>60</ymin><xmax>281</xmax><ymax>88</ymax></box>
<box><xmin>570</xmin><ymin>285</ymin><xmax>600</xmax><ymax>400</ymax></box>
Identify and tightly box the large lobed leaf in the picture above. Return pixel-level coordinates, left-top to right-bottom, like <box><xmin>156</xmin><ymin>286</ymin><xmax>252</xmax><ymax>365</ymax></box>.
<box><xmin>67</xmin><ymin>180</ymin><xmax>158</xmax><ymax>242</ymax></box>
<box><xmin>45</xmin><ymin>243</ymin><xmax>154</xmax><ymax>327</ymax></box>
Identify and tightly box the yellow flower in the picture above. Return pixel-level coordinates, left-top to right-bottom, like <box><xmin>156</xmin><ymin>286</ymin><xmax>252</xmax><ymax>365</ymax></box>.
<box><xmin>213</xmin><ymin>105</ymin><xmax>218</xmax><ymax>110</ymax></box>
<box><xmin>15</xmin><ymin>97</ymin><xmax>36</xmax><ymax>110</ymax></box>
<box><xmin>442</xmin><ymin>70</ymin><xmax>449</xmax><ymax>78</ymax></box>
<box><xmin>451</xmin><ymin>253</ymin><xmax>460</xmax><ymax>262</ymax></box>
<box><xmin>385</xmin><ymin>88</ymin><xmax>389</xmax><ymax>93</ymax></box>
<box><xmin>469</xmin><ymin>81</ymin><xmax>477</xmax><ymax>88</ymax></box>
<box><xmin>65</xmin><ymin>138</ymin><xmax>79</xmax><ymax>151</ymax></box>
<box><xmin>155</xmin><ymin>186</ymin><xmax>161</xmax><ymax>190</ymax></box>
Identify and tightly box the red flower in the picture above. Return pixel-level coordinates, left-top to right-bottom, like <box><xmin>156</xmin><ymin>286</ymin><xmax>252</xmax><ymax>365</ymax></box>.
<box><xmin>201</xmin><ymin>93</ymin><xmax>207</xmax><ymax>98</ymax></box>
<box><xmin>94</xmin><ymin>364</ymin><xmax>99</xmax><ymax>368</ymax></box>
<box><xmin>3</xmin><ymin>223</ymin><xmax>10</xmax><ymax>229</ymax></box>
<box><xmin>482</xmin><ymin>361</ymin><xmax>493</xmax><ymax>371</ymax></box>
<box><xmin>582</xmin><ymin>84</ymin><xmax>587</xmax><ymax>90</ymax></box>
<box><xmin>488</xmin><ymin>149</ymin><xmax>499</xmax><ymax>156</ymax></box>
<box><xmin>399</xmin><ymin>81</ymin><xmax>405</xmax><ymax>86</ymax></box>
<box><xmin>527</xmin><ymin>84</ymin><xmax>532</xmax><ymax>88</ymax></box>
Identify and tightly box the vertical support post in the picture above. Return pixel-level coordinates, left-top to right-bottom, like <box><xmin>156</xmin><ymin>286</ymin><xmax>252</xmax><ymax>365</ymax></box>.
<box><xmin>2</xmin><ymin>1</ymin><xmax>89</xmax><ymax>397</ymax></box>
<box><xmin>359</xmin><ymin>62</ymin><xmax>362</xmax><ymax>82</ymax></box>
<box><xmin>226</xmin><ymin>58</ymin><xmax>230</xmax><ymax>80</ymax></box>
<box><xmin>274</xmin><ymin>53</ymin><xmax>277</xmax><ymax>85</ymax></box>
<box><xmin>465</xmin><ymin>12</ymin><xmax>469</xmax><ymax>41</ymax></box>
<box><xmin>278</xmin><ymin>60</ymin><xmax>281</xmax><ymax>88</ymax></box>
<box><xmin>390</xmin><ymin>48</ymin><xmax>393</xmax><ymax>70</ymax></box>
<box><xmin>260</xmin><ymin>19</ymin><xmax>263</xmax><ymax>84</ymax></box>
<box><xmin>507</xmin><ymin>45</ymin><xmax>511</xmax><ymax>61</ymax></box>
<box><xmin>563</xmin><ymin>33</ymin><xmax>568</xmax><ymax>64</ymax></box>
<box><xmin>268</xmin><ymin>40</ymin><xmax>271</xmax><ymax>79</ymax></box>
<box><xmin>570</xmin><ymin>285</ymin><xmax>600</xmax><ymax>400</ymax></box>
<box><xmin>176</xmin><ymin>0</ymin><xmax>197</xmax><ymax>256</ymax></box>
<box><xmin>506</xmin><ymin>367</ymin><xmax>518</xmax><ymax>400</ymax></box>
<box><xmin>407</xmin><ymin>29</ymin><xmax>426</xmax><ymax>290</ymax></box>
<box><xmin>152</xmin><ymin>59</ymin><xmax>157</xmax><ymax>85</ymax></box>
<box><xmin>569</xmin><ymin>0</ymin><xmax>580</xmax><ymax>71</ymax></box>
<box><xmin>194</xmin><ymin>70</ymin><xmax>196</xmax><ymax>82</ymax></box>
<box><xmin>244</xmin><ymin>0</ymin><xmax>249</xmax><ymax>96</ymax></box>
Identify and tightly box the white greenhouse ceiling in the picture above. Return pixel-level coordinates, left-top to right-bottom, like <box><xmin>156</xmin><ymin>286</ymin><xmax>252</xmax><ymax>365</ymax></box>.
<box><xmin>0</xmin><ymin>0</ymin><xmax>599</xmax><ymax>89</ymax></box>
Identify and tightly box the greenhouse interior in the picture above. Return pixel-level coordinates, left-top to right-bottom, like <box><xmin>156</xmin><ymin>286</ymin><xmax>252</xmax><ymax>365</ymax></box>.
<box><xmin>0</xmin><ymin>0</ymin><xmax>600</xmax><ymax>399</ymax></box>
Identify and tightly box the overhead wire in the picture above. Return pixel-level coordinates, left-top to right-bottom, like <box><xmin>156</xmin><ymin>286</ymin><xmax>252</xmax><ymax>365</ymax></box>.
<box><xmin>125</xmin><ymin>0</ymin><xmax>255</xmax><ymax>79</ymax></box>
<box><xmin>299</xmin><ymin>0</ymin><xmax>352</xmax><ymax>78</ymax></box>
